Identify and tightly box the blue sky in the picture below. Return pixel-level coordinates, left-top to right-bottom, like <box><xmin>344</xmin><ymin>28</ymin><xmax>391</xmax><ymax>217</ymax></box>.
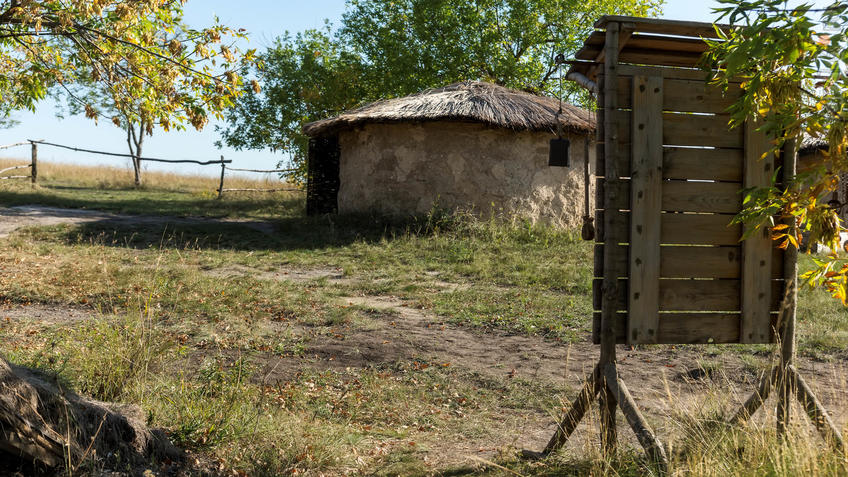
<box><xmin>0</xmin><ymin>1</ymin><xmax>830</xmax><ymax>177</ymax></box>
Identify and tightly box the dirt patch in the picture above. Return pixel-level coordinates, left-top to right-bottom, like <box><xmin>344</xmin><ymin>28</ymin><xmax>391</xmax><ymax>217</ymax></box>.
<box><xmin>0</xmin><ymin>205</ymin><xmax>277</xmax><ymax>237</ymax></box>
<box><xmin>202</xmin><ymin>263</ymin><xmax>351</xmax><ymax>284</ymax></box>
<box><xmin>250</xmin><ymin>293</ymin><xmax>848</xmax><ymax>459</ymax></box>
<box><xmin>0</xmin><ymin>301</ymin><xmax>95</xmax><ymax>324</ymax></box>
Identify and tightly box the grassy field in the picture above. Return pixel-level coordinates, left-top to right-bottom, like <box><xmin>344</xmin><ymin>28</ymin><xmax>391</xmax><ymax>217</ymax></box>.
<box><xmin>0</xmin><ymin>161</ymin><xmax>846</xmax><ymax>476</ymax></box>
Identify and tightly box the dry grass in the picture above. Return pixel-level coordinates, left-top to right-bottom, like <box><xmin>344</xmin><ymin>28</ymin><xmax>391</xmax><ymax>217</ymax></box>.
<box><xmin>0</xmin><ymin>157</ymin><xmax>286</xmax><ymax>192</ymax></box>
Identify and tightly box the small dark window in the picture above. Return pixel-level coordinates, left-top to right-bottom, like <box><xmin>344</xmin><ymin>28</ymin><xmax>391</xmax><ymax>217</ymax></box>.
<box><xmin>549</xmin><ymin>138</ymin><xmax>570</xmax><ymax>167</ymax></box>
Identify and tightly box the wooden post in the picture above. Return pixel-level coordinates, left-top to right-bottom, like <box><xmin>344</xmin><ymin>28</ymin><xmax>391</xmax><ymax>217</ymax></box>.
<box><xmin>542</xmin><ymin>366</ymin><xmax>600</xmax><ymax>454</ymax></box>
<box><xmin>777</xmin><ymin>137</ymin><xmax>798</xmax><ymax>436</ymax></box>
<box><xmin>30</xmin><ymin>142</ymin><xmax>37</xmax><ymax>187</ymax></box>
<box><xmin>599</xmin><ymin>20</ymin><xmax>621</xmax><ymax>456</ymax></box>
<box><xmin>731</xmin><ymin>365</ymin><xmax>779</xmax><ymax>424</ymax></box>
<box><xmin>217</xmin><ymin>155</ymin><xmax>226</xmax><ymax>199</ymax></box>
<box><xmin>603</xmin><ymin>364</ymin><xmax>668</xmax><ymax>470</ymax></box>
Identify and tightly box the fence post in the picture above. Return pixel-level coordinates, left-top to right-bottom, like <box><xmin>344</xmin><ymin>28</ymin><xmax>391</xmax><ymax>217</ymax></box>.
<box><xmin>217</xmin><ymin>155</ymin><xmax>225</xmax><ymax>199</ymax></box>
<box><xmin>30</xmin><ymin>142</ymin><xmax>37</xmax><ymax>187</ymax></box>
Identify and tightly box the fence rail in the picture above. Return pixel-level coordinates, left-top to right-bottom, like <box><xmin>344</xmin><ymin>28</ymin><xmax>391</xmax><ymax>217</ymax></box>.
<box><xmin>0</xmin><ymin>139</ymin><xmax>305</xmax><ymax>196</ymax></box>
<box><xmin>0</xmin><ymin>141</ymin><xmax>36</xmax><ymax>184</ymax></box>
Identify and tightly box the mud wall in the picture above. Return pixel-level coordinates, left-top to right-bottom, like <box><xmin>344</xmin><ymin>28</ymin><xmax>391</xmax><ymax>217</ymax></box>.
<box><xmin>336</xmin><ymin>122</ymin><xmax>594</xmax><ymax>228</ymax></box>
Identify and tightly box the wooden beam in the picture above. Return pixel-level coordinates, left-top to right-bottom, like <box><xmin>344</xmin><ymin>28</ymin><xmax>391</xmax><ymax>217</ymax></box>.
<box><xmin>595</xmin><ymin>15</ymin><xmax>731</xmax><ymax>38</ymax></box>
<box><xmin>543</xmin><ymin>366</ymin><xmax>600</xmax><ymax>454</ymax></box>
<box><xmin>603</xmin><ymin>364</ymin><xmax>669</xmax><ymax>470</ymax></box>
<box><xmin>730</xmin><ymin>365</ymin><xmax>780</xmax><ymax>424</ymax></box>
<box><xmin>741</xmin><ymin>118</ymin><xmax>776</xmax><ymax>344</ymax></box>
<box><xmin>628</xmin><ymin>74</ymin><xmax>664</xmax><ymax>344</ymax></box>
<box><xmin>787</xmin><ymin>365</ymin><xmax>845</xmax><ymax>450</ymax></box>
<box><xmin>599</xmin><ymin>20</ymin><xmax>621</xmax><ymax>456</ymax></box>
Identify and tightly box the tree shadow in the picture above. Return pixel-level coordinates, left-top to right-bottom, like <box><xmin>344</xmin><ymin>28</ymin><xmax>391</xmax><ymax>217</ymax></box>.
<box><xmin>47</xmin><ymin>211</ymin><xmax>445</xmax><ymax>252</ymax></box>
<box><xmin>0</xmin><ymin>186</ymin><xmax>304</xmax><ymax>219</ymax></box>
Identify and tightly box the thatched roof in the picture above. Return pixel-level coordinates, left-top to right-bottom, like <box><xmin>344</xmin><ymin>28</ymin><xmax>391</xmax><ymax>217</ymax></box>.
<box><xmin>800</xmin><ymin>136</ymin><xmax>828</xmax><ymax>155</ymax></box>
<box><xmin>302</xmin><ymin>81</ymin><xmax>595</xmax><ymax>137</ymax></box>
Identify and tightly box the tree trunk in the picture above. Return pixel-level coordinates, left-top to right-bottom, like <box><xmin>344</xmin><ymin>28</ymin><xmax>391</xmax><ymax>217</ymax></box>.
<box><xmin>127</xmin><ymin>121</ymin><xmax>146</xmax><ymax>188</ymax></box>
<box><xmin>0</xmin><ymin>357</ymin><xmax>180</xmax><ymax>472</ymax></box>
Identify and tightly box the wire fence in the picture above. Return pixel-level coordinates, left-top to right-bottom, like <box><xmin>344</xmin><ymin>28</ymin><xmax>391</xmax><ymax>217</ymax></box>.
<box><xmin>0</xmin><ymin>139</ymin><xmax>304</xmax><ymax>197</ymax></box>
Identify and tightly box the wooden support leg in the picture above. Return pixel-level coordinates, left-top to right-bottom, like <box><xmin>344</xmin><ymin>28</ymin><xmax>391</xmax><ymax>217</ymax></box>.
<box><xmin>604</xmin><ymin>364</ymin><xmax>669</xmax><ymax>471</ymax></box>
<box><xmin>542</xmin><ymin>365</ymin><xmax>601</xmax><ymax>455</ymax></box>
<box><xmin>731</xmin><ymin>365</ymin><xmax>779</xmax><ymax>425</ymax></box>
<box><xmin>599</xmin><ymin>373</ymin><xmax>618</xmax><ymax>456</ymax></box>
<box><xmin>787</xmin><ymin>365</ymin><xmax>845</xmax><ymax>450</ymax></box>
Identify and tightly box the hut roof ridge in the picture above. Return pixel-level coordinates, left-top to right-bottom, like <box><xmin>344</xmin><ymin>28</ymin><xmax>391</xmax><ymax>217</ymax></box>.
<box><xmin>302</xmin><ymin>81</ymin><xmax>595</xmax><ymax>137</ymax></box>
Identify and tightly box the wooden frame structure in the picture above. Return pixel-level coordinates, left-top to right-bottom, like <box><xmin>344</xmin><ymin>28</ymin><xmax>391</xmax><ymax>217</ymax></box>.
<box><xmin>527</xmin><ymin>16</ymin><xmax>844</xmax><ymax>469</ymax></box>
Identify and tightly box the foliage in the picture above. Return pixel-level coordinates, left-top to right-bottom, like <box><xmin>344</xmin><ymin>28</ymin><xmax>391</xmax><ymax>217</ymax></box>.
<box><xmin>219</xmin><ymin>0</ymin><xmax>663</xmax><ymax>179</ymax></box>
<box><xmin>0</xmin><ymin>0</ymin><xmax>257</xmax><ymax>134</ymax></box>
<box><xmin>705</xmin><ymin>1</ymin><xmax>848</xmax><ymax>303</ymax></box>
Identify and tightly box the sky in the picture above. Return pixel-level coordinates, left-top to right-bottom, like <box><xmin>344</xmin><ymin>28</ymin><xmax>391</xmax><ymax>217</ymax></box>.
<box><xmin>0</xmin><ymin>0</ymin><xmax>832</xmax><ymax>177</ymax></box>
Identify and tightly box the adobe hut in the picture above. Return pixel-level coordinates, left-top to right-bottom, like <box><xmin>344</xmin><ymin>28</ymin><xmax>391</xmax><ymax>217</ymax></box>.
<box><xmin>799</xmin><ymin>137</ymin><xmax>848</xmax><ymax>222</ymax></box>
<box><xmin>302</xmin><ymin>81</ymin><xmax>595</xmax><ymax>227</ymax></box>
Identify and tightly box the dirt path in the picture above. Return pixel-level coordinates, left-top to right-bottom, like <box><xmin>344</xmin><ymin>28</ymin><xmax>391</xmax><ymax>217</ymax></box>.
<box><xmin>0</xmin><ymin>205</ymin><xmax>277</xmax><ymax>237</ymax></box>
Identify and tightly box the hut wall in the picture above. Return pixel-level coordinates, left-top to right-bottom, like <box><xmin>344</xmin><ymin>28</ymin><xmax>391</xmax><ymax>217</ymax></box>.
<box><xmin>337</xmin><ymin>122</ymin><xmax>593</xmax><ymax>227</ymax></box>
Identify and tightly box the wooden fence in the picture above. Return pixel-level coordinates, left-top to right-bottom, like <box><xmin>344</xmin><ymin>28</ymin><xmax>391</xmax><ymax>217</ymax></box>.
<box><xmin>0</xmin><ymin>140</ymin><xmax>304</xmax><ymax>197</ymax></box>
<box><xmin>0</xmin><ymin>141</ymin><xmax>38</xmax><ymax>185</ymax></box>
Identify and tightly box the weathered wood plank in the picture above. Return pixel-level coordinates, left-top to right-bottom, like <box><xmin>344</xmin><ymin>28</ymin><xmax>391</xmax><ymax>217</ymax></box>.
<box><xmin>593</xmin><ymin>278</ymin><xmax>783</xmax><ymax>311</ymax></box>
<box><xmin>592</xmin><ymin>312</ymin><xmax>747</xmax><ymax>344</ymax></box>
<box><xmin>596</xmin><ymin>16</ymin><xmax>731</xmax><ymax>39</ymax></box>
<box><xmin>663</xmin><ymin>181</ymin><xmax>742</xmax><ymax>213</ymax></box>
<box><xmin>664</xmin><ymin>147</ymin><xmax>743</xmax><ymax>181</ymax></box>
<box><xmin>616</xmin><ymin>78</ymin><xmax>741</xmax><ymax>114</ymax></box>
<box><xmin>741</xmin><ymin>118</ymin><xmax>776</xmax><ymax>344</ymax></box>
<box><xmin>661</xmin><ymin>213</ymin><xmax>741</xmax><ymax>245</ymax></box>
<box><xmin>594</xmin><ymin>244</ymin><xmax>782</xmax><ymax>279</ymax></box>
<box><xmin>618</xmin><ymin>64</ymin><xmax>742</xmax><ymax>83</ymax></box>
<box><xmin>628</xmin><ymin>74</ymin><xmax>664</xmax><ymax>344</ymax></box>
<box><xmin>598</xmin><ymin>144</ymin><xmax>743</xmax><ymax>182</ymax></box>
<box><xmin>596</xmin><ymin>211</ymin><xmax>743</xmax><ymax>246</ymax></box>
<box><xmin>612</xmin><ymin>111</ymin><xmax>742</xmax><ymax>148</ymax></box>
<box><xmin>597</xmin><ymin>179</ymin><xmax>742</xmax><ymax>213</ymax></box>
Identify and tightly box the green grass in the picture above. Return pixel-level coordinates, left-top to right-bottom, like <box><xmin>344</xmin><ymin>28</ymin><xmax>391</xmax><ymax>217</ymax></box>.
<box><xmin>0</xmin><ymin>166</ymin><xmax>846</xmax><ymax>476</ymax></box>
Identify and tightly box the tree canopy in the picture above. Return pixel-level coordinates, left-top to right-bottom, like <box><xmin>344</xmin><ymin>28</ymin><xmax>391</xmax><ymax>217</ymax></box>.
<box><xmin>0</xmin><ymin>0</ymin><xmax>256</xmax><ymax>134</ymax></box>
<box><xmin>705</xmin><ymin>0</ymin><xmax>848</xmax><ymax>302</ymax></box>
<box><xmin>219</xmin><ymin>0</ymin><xmax>663</xmax><ymax>178</ymax></box>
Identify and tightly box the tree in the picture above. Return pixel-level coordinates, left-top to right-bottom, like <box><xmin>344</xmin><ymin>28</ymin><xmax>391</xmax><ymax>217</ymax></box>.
<box><xmin>0</xmin><ymin>0</ymin><xmax>255</xmax><ymax>468</ymax></box>
<box><xmin>705</xmin><ymin>1</ymin><xmax>848</xmax><ymax>303</ymax></box>
<box><xmin>219</xmin><ymin>0</ymin><xmax>663</xmax><ymax>180</ymax></box>
<box><xmin>1</xmin><ymin>1</ymin><xmax>257</xmax><ymax>184</ymax></box>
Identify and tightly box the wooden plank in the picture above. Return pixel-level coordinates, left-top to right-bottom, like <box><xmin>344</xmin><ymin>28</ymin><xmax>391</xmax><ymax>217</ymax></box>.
<box><xmin>741</xmin><ymin>118</ymin><xmax>776</xmax><ymax>344</ymax></box>
<box><xmin>663</xmin><ymin>181</ymin><xmax>742</xmax><ymax>213</ymax></box>
<box><xmin>595</xmin><ymin>16</ymin><xmax>731</xmax><ymax>39</ymax></box>
<box><xmin>593</xmin><ymin>312</ymin><xmax>745</xmax><ymax>344</ymax></box>
<box><xmin>597</xmin><ymin>211</ymin><xmax>743</xmax><ymax>245</ymax></box>
<box><xmin>620</xmin><ymin>49</ymin><xmax>707</xmax><ymax>69</ymax></box>
<box><xmin>628</xmin><ymin>74</ymin><xmax>664</xmax><ymax>344</ymax></box>
<box><xmin>612</xmin><ymin>111</ymin><xmax>742</xmax><ymax>148</ymax></box>
<box><xmin>598</xmin><ymin>179</ymin><xmax>742</xmax><ymax>213</ymax></box>
<box><xmin>599</xmin><ymin>143</ymin><xmax>743</xmax><ymax>182</ymax></box>
<box><xmin>664</xmin><ymin>147</ymin><xmax>743</xmax><ymax>181</ymax></box>
<box><xmin>662</xmin><ymin>213</ymin><xmax>741</xmax><ymax>245</ymax></box>
<box><xmin>595</xmin><ymin>244</ymin><xmax>782</xmax><ymax>280</ymax></box>
<box><xmin>593</xmin><ymin>278</ymin><xmax>783</xmax><ymax>312</ymax></box>
<box><xmin>617</xmin><ymin>64</ymin><xmax>744</xmax><ymax>84</ymax></box>
<box><xmin>616</xmin><ymin>78</ymin><xmax>741</xmax><ymax>114</ymax></box>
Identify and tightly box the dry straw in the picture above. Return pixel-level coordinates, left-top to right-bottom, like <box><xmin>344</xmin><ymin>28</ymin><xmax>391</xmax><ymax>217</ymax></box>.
<box><xmin>303</xmin><ymin>81</ymin><xmax>596</xmax><ymax>137</ymax></box>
